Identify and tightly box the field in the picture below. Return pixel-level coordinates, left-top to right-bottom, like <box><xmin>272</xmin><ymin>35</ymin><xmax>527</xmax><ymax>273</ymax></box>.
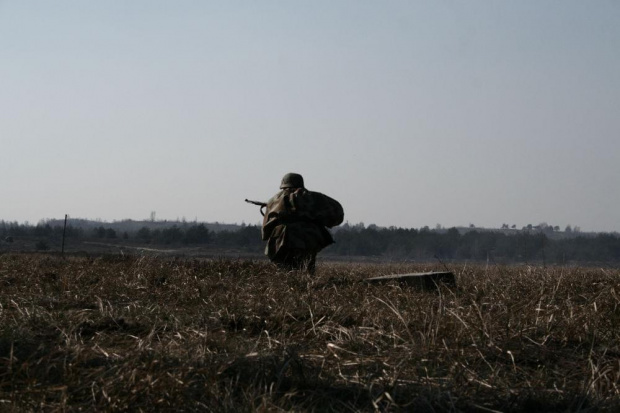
<box><xmin>1</xmin><ymin>254</ymin><xmax>619</xmax><ymax>412</ymax></box>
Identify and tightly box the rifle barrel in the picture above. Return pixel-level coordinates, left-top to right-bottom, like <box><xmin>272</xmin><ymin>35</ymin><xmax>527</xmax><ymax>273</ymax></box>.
<box><xmin>245</xmin><ymin>199</ymin><xmax>267</xmax><ymax>216</ymax></box>
<box><xmin>245</xmin><ymin>199</ymin><xmax>267</xmax><ymax>207</ymax></box>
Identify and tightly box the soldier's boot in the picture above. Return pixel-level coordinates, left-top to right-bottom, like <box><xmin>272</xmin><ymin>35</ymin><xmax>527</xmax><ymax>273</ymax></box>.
<box><xmin>305</xmin><ymin>253</ymin><xmax>317</xmax><ymax>275</ymax></box>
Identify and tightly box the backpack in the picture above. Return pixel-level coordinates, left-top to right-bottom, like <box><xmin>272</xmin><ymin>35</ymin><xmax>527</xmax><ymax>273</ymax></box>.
<box><xmin>261</xmin><ymin>188</ymin><xmax>344</xmax><ymax>241</ymax></box>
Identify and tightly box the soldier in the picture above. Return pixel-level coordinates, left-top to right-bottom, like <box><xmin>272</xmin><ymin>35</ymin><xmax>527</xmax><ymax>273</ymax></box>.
<box><xmin>261</xmin><ymin>173</ymin><xmax>344</xmax><ymax>274</ymax></box>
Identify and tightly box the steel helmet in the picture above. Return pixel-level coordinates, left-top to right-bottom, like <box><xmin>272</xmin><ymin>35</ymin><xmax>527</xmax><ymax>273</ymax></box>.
<box><xmin>280</xmin><ymin>173</ymin><xmax>305</xmax><ymax>189</ymax></box>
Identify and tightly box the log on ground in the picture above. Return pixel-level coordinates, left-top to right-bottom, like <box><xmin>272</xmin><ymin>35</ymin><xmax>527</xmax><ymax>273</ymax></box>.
<box><xmin>364</xmin><ymin>271</ymin><xmax>456</xmax><ymax>290</ymax></box>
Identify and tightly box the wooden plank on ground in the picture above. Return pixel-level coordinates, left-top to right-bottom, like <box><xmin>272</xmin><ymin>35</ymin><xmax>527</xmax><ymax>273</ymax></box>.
<box><xmin>364</xmin><ymin>271</ymin><xmax>456</xmax><ymax>290</ymax></box>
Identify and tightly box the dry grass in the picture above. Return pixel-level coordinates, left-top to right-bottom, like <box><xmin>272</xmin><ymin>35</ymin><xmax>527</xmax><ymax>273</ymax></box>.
<box><xmin>0</xmin><ymin>254</ymin><xmax>619</xmax><ymax>412</ymax></box>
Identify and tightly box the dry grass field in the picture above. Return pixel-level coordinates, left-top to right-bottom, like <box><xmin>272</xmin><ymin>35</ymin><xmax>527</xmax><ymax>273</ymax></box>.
<box><xmin>1</xmin><ymin>253</ymin><xmax>619</xmax><ymax>412</ymax></box>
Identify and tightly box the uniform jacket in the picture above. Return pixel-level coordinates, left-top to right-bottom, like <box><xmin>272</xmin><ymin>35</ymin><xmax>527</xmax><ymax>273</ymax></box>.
<box><xmin>261</xmin><ymin>188</ymin><xmax>344</xmax><ymax>259</ymax></box>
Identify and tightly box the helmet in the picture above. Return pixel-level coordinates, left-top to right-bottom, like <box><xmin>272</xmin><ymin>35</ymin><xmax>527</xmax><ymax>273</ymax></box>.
<box><xmin>280</xmin><ymin>173</ymin><xmax>305</xmax><ymax>189</ymax></box>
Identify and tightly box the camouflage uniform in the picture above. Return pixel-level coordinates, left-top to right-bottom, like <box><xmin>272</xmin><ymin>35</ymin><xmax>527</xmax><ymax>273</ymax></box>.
<box><xmin>262</xmin><ymin>175</ymin><xmax>344</xmax><ymax>274</ymax></box>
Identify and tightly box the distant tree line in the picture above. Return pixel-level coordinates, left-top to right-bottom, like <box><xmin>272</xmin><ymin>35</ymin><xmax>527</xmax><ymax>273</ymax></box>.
<box><xmin>1</xmin><ymin>220</ymin><xmax>619</xmax><ymax>264</ymax></box>
<box><xmin>0</xmin><ymin>221</ymin><xmax>85</xmax><ymax>239</ymax></box>
<box><xmin>0</xmin><ymin>221</ymin><xmax>263</xmax><ymax>251</ymax></box>
<box><xmin>130</xmin><ymin>224</ymin><xmax>264</xmax><ymax>249</ymax></box>
<box><xmin>330</xmin><ymin>225</ymin><xmax>620</xmax><ymax>264</ymax></box>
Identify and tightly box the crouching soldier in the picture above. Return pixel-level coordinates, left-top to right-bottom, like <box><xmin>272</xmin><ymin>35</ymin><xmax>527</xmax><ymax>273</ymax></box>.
<box><xmin>262</xmin><ymin>173</ymin><xmax>344</xmax><ymax>274</ymax></box>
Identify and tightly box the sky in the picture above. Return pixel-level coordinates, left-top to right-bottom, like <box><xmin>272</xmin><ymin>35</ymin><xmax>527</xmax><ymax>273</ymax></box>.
<box><xmin>1</xmin><ymin>1</ymin><xmax>619</xmax><ymax>232</ymax></box>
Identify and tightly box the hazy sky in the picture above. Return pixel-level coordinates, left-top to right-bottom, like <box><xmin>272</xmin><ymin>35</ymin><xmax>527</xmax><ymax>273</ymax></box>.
<box><xmin>1</xmin><ymin>1</ymin><xmax>619</xmax><ymax>232</ymax></box>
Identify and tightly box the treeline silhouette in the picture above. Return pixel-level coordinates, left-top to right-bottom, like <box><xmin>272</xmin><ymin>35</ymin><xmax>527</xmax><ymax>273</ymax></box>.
<box><xmin>1</xmin><ymin>221</ymin><xmax>619</xmax><ymax>264</ymax></box>
<box><xmin>330</xmin><ymin>226</ymin><xmax>620</xmax><ymax>264</ymax></box>
<box><xmin>0</xmin><ymin>221</ymin><xmax>263</xmax><ymax>250</ymax></box>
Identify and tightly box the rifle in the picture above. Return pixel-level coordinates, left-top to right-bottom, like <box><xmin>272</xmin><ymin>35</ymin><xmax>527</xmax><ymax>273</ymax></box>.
<box><xmin>245</xmin><ymin>199</ymin><xmax>267</xmax><ymax>216</ymax></box>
